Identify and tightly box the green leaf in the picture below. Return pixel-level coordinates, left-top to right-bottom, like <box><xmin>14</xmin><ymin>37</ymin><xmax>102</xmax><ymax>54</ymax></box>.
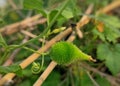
<box><xmin>92</xmin><ymin>26</ymin><xmax>120</xmax><ymax>43</ymax></box>
<box><xmin>47</xmin><ymin>0</ymin><xmax>81</xmax><ymax>26</ymax></box>
<box><xmin>23</xmin><ymin>0</ymin><xmax>46</xmax><ymax>17</ymax></box>
<box><xmin>92</xmin><ymin>29</ymin><xmax>106</xmax><ymax>42</ymax></box>
<box><xmin>94</xmin><ymin>14</ymin><xmax>120</xmax><ymax>43</ymax></box>
<box><xmin>62</xmin><ymin>7</ymin><xmax>74</xmax><ymax>19</ymax></box>
<box><xmin>0</xmin><ymin>64</ymin><xmax>22</xmax><ymax>76</ymax></box>
<box><xmin>98</xmin><ymin>14</ymin><xmax>120</xmax><ymax>29</ymax></box>
<box><xmin>23</xmin><ymin>0</ymin><xmax>43</xmax><ymax>10</ymax></box>
<box><xmin>47</xmin><ymin>9</ymin><xmax>71</xmax><ymax>26</ymax></box>
<box><xmin>97</xmin><ymin>43</ymin><xmax>120</xmax><ymax>75</ymax></box>
<box><xmin>103</xmin><ymin>26</ymin><xmax>120</xmax><ymax>43</ymax></box>
<box><xmin>62</xmin><ymin>0</ymin><xmax>81</xmax><ymax>20</ymax></box>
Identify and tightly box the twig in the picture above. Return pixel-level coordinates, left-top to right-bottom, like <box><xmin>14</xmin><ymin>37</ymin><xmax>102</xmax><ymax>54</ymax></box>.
<box><xmin>86</xmin><ymin>71</ymin><xmax>100</xmax><ymax>86</ymax></box>
<box><xmin>26</xmin><ymin>18</ymin><xmax>47</xmax><ymax>28</ymax></box>
<box><xmin>0</xmin><ymin>15</ymin><xmax>45</xmax><ymax>35</ymax></box>
<box><xmin>75</xmin><ymin>29</ymin><xmax>83</xmax><ymax>39</ymax></box>
<box><xmin>67</xmin><ymin>31</ymin><xmax>76</xmax><ymax>42</ymax></box>
<box><xmin>3</xmin><ymin>49</ymin><xmax>20</xmax><ymax>66</ymax></box>
<box><xmin>28</xmin><ymin>43</ymin><xmax>40</xmax><ymax>49</ymax></box>
<box><xmin>76</xmin><ymin>4</ymin><xmax>93</xmax><ymax>30</ymax></box>
<box><xmin>69</xmin><ymin>68</ymin><xmax>75</xmax><ymax>86</ymax></box>
<box><xmin>97</xmin><ymin>0</ymin><xmax>120</xmax><ymax>14</ymax></box>
<box><xmin>21</xmin><ymin>30</ymin><xmax>46</xmax><ymax>43</ymax></box>
<box><xmin>75</xmin><ymin>4</ymin><xmax>93</xmax><ymax>39</ymax></box>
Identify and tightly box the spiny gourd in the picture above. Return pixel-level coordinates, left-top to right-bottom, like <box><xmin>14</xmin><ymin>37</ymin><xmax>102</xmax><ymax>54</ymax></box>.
<box><xmin>50</xmin><ymin>42</ymin><xmax>95</xmax><ymax>65</ymax></box>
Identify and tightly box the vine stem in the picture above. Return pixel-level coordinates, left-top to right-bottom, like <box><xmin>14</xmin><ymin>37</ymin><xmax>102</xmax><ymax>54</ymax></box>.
<box><xmin>12</xmin><ymin>0</ymin><xmax>70</xmax><ymax>49</ymax></box>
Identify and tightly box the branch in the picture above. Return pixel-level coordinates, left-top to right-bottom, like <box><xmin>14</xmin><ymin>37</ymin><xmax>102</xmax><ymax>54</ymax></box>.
<box><xmin>0</xmin><ymin>15</ymin><xmax>46</xmax><ymax>35</ymax></box>
<box><xmin>97</xmin><ymin>0</ymin><xmax>120</xmax><ymax>14</ymax></box>
<box><xmin>21</xmin><ymin>30</ymin><xmax>46</xmax><ymax>43</ymax></box>
<box><xmin>86</xmin><ymin>71</ymin><xmax>100</xmax><ymax>86</ymax></box>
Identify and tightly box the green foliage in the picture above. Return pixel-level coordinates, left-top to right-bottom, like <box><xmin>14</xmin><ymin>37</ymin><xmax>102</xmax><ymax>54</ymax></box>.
<box><xmin>0</xmin><ymin>33</ymin><xmax>10</xmax><ymax>64</ymax></box>
<box><xmin>102</xmin><ymin>15</ymin><xmax>120</xmax><ymax>43</ymax></box>
<box><xmin>45</xmin><ymin>0</ymin><xmax>81</xmax><ymax>26</ymax></box>
<box><xmin>62</xmin><ymin>7</ymin><xmax>74</xmax><ymax>19</ymax></box>
<box><xmin>98</xmin><ymin>14</ymin><xmax>120</xmax><ymax>29</ymax></box>
<box><xmin>97</xmin><ymin>43</ymin><xmax>120</xmax><ymax>75</ymax></box>
<box><xmin>47</xmin><ymin>10</ymin><xmax>58</xmax><ymax>25</ymax></box>
<box><xmin>103</xmin><ymin>26</ymin><xmax>120</xmax><ymax>43</ymax></box>
<box><xmin>23</xmin><ymin>0</ymin><xmax>46</xmax><ymax>17</ymax></box>
<box><xmin>18</xmin><ymin>80</ymin><xmax>31</xmax><ymax>86</ymax></box>
<box><xmin>24</xmin><ymin>0</ymin><xmax>43</xmax><ymax>10</ymax></box>
<box><xmin>93</xmin><ymin>15</ymin><xmax>120</xmax><ymax>43</ymax></box>
<box><xmin>0</xmin><ymin>64</ymin><xmax>22</xmax><ymax>76</ymax></box>
<box><xmin>15</xmin><ymin>49</ymin><xmax>32</xmax><ymax>61</ymax></box>
<box><xmin>93</xmin><ymin>27</ymin><xmax>120</xmax><ymax>43</ymax></box>
<box><xmin>23</xmin><ymin>0</ymin><xmax>81</xmax><ymax>26</ymax></box>
<box><xmin>50</xmin><ymin>42</ymin><xmax>93</xmax><ymax>65</ymax></box>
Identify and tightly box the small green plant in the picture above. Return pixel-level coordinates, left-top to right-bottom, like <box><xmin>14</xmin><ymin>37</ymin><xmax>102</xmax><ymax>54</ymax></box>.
<box><xmin>50</xmin><ymin>41</ymin><xmax>95</xmax><ymax>65</ymax></box>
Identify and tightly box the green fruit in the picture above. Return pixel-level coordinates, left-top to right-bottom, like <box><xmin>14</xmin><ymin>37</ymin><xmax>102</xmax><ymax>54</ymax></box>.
<box><xmin>50</xmin><ymin>42</ymin><xmax>95</xmax><ymax>65</ymax></box>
